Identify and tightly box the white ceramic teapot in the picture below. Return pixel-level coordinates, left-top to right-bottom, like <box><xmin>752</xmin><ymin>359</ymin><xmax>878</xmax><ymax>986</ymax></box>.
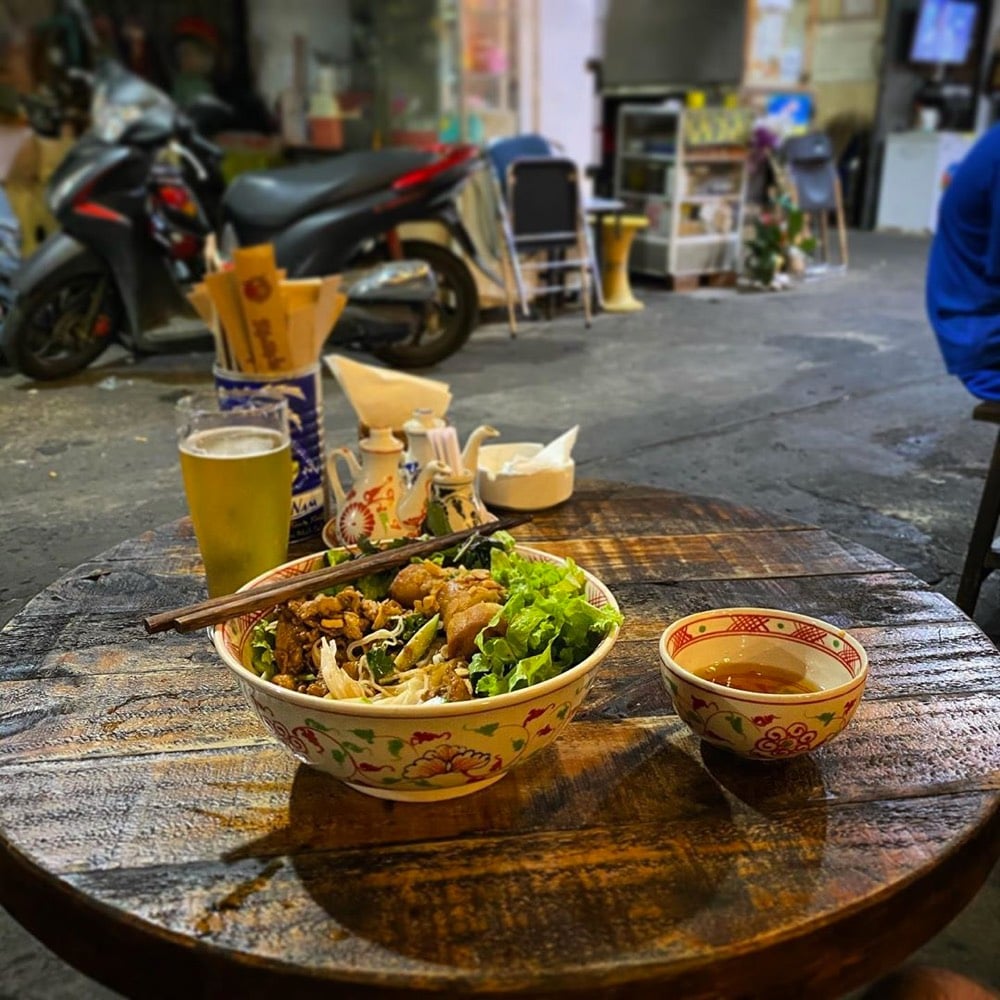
<box><xmin>458</xmin><ymin>424</ymin><xmax>500</xmax><ymax>476</ymax></box>
<box><xmin>403</xmin><ymin>415</ymin><xmax>499</xmax><ymax>489</ymax></box>
<box><xmin>327</xmin><ymin>427</ymin><xmax>443</xmax><ymax>545</ymax></box>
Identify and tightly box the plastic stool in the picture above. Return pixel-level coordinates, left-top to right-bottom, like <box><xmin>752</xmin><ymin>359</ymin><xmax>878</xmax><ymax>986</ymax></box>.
<box><xmin>599</xmin><ymin>215</ymin><xmax>648</xmax><ymax>312</ymax></box>
<box><xmin>956</xmin><ymin>401</ymin><xmax>1000</xmax><ymax>615</ymax></box>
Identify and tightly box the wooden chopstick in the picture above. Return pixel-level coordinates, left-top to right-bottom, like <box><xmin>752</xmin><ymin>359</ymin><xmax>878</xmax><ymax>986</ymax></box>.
<box><xmin>143</xmin><ymin>514</ymin><xmax>532</xmax><ymax>635</ymax></box>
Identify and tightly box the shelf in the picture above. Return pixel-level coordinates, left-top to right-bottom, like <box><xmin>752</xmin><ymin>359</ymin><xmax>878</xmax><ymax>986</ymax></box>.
<box><xmin>635</xmin><ymin>230</ymin><xmax>739</xmax><ymax>246</ymax></box>
<box><xmin>620</xmin><ymin>151</ymin><xmax>676</xmax><ymax>163</ymax></box>
<box><xmin>683</xmin><ymin>151</ymin><xmax>747</xmax><ymax>164</ymax></box>
<box><xmin>677</xmin><ymin>193</ymin><xmax>742</xmax><ymax>203</ymax></box>
<box><xmin>628</xmin><ymin>195</ymin><xmax>740</xmax><ymax>206</ymax></box>
<box><xmin>673</xmin><ymin>233</ymin><xmax>739</xmax><ymax>245</ymax></box>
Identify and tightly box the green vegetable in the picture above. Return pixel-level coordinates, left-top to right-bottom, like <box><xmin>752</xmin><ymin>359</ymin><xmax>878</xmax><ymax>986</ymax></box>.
<box><xmin>316</xmin><ymin>549</ymin><xmax>353</xmax><ymax>596</ymax></box>
<box><xmin>249</xmin><ymin>619</ymin><xmax>278</xmax><ymax>680</ymax></box>
<box><xmin>365</xmin><ymin>644</ymin><xmax>396</xmax><ymax>682</ymax></box>
<box><xmin>429</xmin><ymin>529</ymin><xmax>516</xmax><ymax>570</ymax></box>
<box><xmin>398</xmin><ymin>612</ymin><xmax>429</xmax><ymax>643</ymax></box>
<box><xmin>354</xmin><ymin>572</ymin><xmax>394</xmax><ymax>601</ymax></box>
<box><xmin>394</xmin><ymin>613</ymin><xmax>440</xmax><ymax>671</ymax></box>
<box><xmin>468</xmin><ymin>549</ymin><xmax>622</xmax><ymax>698</ymax></box>
<box><xmin>323</xmin><ymin>546</ymin><xmax>393</xmax><ymax>600</ymax></box>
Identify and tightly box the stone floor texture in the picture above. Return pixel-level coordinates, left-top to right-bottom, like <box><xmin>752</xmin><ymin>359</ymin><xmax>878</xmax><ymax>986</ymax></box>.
<box><xmin>0</xmin><ymin>230</ymin><xmax>996</xmax><ymax>997</ymax></box>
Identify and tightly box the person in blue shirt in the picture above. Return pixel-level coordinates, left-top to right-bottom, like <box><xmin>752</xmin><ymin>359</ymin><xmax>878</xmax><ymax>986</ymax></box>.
<box><xmin>926</xmin><ymin>123</ymin><xmax>1000</xmax><ymax>399</ymax></box>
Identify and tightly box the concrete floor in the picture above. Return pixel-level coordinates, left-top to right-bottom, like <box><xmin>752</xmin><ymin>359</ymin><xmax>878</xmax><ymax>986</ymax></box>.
<box><xmin>0</xmin><ymin>230</ymin><xmax>996</xmax><ymax>997</ymax></box>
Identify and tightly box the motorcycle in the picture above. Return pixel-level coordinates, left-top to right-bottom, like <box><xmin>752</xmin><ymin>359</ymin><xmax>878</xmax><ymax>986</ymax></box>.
<box><xmin>3</xmin><ymin>58</ymin><xmax>494</xmax><ymax>380</ymax></box>
<box><xmin>219</xmin><ymin>138</ymin><xmax>493</xmax><ymax>370</ymax></box>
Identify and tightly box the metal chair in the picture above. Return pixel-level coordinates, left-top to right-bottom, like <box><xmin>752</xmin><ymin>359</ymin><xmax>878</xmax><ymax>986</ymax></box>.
<box><xmin>486</xmin><ymin>133</ymin><xmax>553</xmax><ymax>200</ymax></box>
<box><xmin>499</xmin><ymin>156</ymin><xmax>593</xmax><ymax>335</ymax></box>
<box><xmin>781</xmin><ymin>132</ymin><xmax>849</xmax><ymax>270</ymax></box>
<box><xmin>485</xmin><ymin>135</ymin><xmax>603</xmax><ymax>330</ymax></box>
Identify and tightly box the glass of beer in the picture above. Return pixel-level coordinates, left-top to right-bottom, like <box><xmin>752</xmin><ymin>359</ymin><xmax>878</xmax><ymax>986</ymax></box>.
<box><xmin>176</xmin><ymin>392</ymin><xmax>292</xmax><ymax>597</ymax></box>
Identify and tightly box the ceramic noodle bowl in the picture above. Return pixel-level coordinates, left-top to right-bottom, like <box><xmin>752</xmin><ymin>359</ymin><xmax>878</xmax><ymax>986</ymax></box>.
<box><xmin>658</xmin><ymin>607</ymin><xmax>869</xmax><ymax>760</ymax></box>
<box><xmin>212</xmin><ymin>545</ymin><xmax>621</xmax><ymax>801</ymax></box>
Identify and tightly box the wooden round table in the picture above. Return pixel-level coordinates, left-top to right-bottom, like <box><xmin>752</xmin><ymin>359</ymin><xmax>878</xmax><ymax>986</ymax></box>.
<box><xmin>1</xmin><ymin>481</ymin><xmax>997</xmax><ymax>999</ymax></box>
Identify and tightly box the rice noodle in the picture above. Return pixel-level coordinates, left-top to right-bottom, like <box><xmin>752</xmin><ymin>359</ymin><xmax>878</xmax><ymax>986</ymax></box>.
<box><xmin>319</xmin><ymin>639</ymin><xmax>367</xmax><ymax>700</ymax></box>
<box><xmin>346</xmin><ymin>618</ymin><xmax>405</xmax><ymax>661</ymax></box>
<box><xmin>370</xmin><ymin>669</ymin><xmax>431</xmax><ymax>705</ymax></box>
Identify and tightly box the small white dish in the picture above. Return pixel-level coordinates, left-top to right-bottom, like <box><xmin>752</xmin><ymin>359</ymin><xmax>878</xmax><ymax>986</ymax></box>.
<box><xmin>478</xmin><ymin>442</ymin><xmax>575</xmax><ymax>511</ymax></box>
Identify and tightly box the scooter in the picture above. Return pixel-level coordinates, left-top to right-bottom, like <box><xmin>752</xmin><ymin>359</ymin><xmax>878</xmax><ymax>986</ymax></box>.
<box><xmin>2</xmin><ymin>59</ymin><xmax>493</xmax><ymax>380</ymax></box>
<box><xmin>221</xmin><ymin>139</ymin><xmax>495</xmax><ymax>369</ymax></box>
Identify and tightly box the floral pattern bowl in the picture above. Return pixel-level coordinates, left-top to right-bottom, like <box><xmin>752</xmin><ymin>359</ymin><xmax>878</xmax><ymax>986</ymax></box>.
<box><xmin>212</xmin><ymin>545</ymin><xmax>620</xmax><ymax>801</ymax></box>
<box><xmin>658</xmin><ymin>608</ymin><xmax>868</xmax><ymax>761</ymax></box>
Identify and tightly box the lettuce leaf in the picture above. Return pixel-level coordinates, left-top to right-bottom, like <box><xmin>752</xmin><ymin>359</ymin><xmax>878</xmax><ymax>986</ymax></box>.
<box><xmin>468</xmin><ymin>549</ymin><xmax>622</xmax><ymax>698</ymax></box>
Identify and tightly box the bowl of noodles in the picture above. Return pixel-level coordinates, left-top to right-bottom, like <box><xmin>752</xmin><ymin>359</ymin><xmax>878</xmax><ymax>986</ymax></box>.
<box><xmin>211</xmin><ymin>533</ymin><xmax>622</xmax><ymax>801</ymax></box>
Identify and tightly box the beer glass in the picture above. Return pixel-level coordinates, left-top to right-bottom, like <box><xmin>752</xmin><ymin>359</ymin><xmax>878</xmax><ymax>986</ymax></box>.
<box><xmin>176</xmin><ymin>392</ymin><xmax>292</xmax><ymax>597</ymax></box>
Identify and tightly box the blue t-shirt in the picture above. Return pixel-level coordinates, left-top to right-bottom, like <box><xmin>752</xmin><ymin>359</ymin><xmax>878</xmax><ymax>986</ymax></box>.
<box><xmin>926</xmin><ymin>124</ymin><xmax>1000</xmax><ymax>399</ymax></box>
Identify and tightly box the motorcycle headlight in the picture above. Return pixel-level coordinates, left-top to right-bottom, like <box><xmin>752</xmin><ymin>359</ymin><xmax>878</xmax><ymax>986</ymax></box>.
<box><xmin>92</xmin><ymin>103</ymin><xmax>142</xmax><ymax>143</ymax></box>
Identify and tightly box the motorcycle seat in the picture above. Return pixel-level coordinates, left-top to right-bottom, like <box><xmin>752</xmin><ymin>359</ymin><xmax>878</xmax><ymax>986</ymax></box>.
<box><xmin>222</xmin><ymin>149</ymin><xmax>434</xmax><ymax>233</ymax></box>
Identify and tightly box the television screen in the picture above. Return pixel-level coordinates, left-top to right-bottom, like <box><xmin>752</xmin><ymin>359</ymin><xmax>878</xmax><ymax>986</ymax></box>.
<box><xmin>602</xmin><ymin>0</ymin><xmax>747</xmax><ymax>89</ymax></box>
<box><xmin>910</xmin><ymin>0</ymin><xmax>978</xmax><ymax>65</ymax></box>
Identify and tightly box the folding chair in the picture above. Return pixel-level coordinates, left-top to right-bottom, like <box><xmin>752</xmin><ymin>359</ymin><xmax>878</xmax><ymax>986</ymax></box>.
<box><xmin>499</xmin><ymin>156</ymin><xmax>593</xmax><ymax>335</ymax></box>
<box><xmin>486</xmin><ymin>133</ymin><xmax>553</xmax><ymax>201</ymax></box>
<box><xmin>485</xmin><ymin>135</ymin><xmax>603</xmax><ymax>329</ymax></box>
<box><xmin>781</xmin><ymin>132</ymin><xmax>849</xmax><ymax>270</ymax></box>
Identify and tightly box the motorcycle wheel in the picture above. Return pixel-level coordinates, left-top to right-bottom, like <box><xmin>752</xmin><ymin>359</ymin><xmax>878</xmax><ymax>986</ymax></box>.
<box><xmin>5</xmin><ymin>271</ymin><xmax>119</xmax><ymax>380</ymax></box>
<box><xmin>372</xmin><ymin>240</ymin><xmax>478</xmax><ymax>369</ymax></box>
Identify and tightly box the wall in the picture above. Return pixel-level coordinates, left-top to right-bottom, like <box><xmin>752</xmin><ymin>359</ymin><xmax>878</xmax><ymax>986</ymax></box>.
<box><xmin>974</xmin><ymin>0</ymin><xmax>1000</xmax><ymax>129</ymax></box>
<box><xmin>519</xmin><ymin>0</ymin><xmax>602</xmax><ymax>189</ymax></box>
<box><xmin>810</xmin><ymin>0</ymin><xmax>888</xmax><ymax>128</ymax></box>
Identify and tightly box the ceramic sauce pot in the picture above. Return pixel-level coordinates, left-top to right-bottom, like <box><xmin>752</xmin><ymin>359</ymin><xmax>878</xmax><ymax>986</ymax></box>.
<box><xmin>427</xmin><ymin>469</ymin><xmax>498</xmax><ymax>533</ymax></box>
<box><xmin>328</xmin><ymin>426</ymin><xmax>443</xmax><ymax>544</ymax></box>
<box><xmin>401</xmin><ymin>408</ymin><xmax>446</xmax><ymax>486</ymax></box>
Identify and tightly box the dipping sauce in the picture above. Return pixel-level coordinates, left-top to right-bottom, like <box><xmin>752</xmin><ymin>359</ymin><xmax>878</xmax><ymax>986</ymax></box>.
<box><xmin>694</xmin><ymin>661</ymin><xmax>820</xmax><ymax>695</ymax></box>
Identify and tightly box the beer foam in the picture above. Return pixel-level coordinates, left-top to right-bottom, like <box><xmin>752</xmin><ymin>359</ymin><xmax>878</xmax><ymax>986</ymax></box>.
<box><xmin>181</xmin><ymin>427</ymin><xmax>287</xmax><ymax>459</ymax></box>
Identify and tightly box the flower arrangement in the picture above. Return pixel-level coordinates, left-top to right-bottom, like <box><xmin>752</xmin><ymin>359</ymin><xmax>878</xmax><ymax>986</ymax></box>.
<box><xmin>744</xmin><ymin>117</ymin><xmax>817</xmax><ymax>290</ymax></box>
<box><xmin>744</xmin><ymin>195</ymin><xmax>816</xmax><ymax>289</ymax></box>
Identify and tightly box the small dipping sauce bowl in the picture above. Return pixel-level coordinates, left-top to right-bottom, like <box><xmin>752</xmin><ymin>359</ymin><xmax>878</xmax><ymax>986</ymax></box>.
<box><xmin>658</xmin><ymin>607</ymin><xmax>868</xmax><ymax>760</ymax></box>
